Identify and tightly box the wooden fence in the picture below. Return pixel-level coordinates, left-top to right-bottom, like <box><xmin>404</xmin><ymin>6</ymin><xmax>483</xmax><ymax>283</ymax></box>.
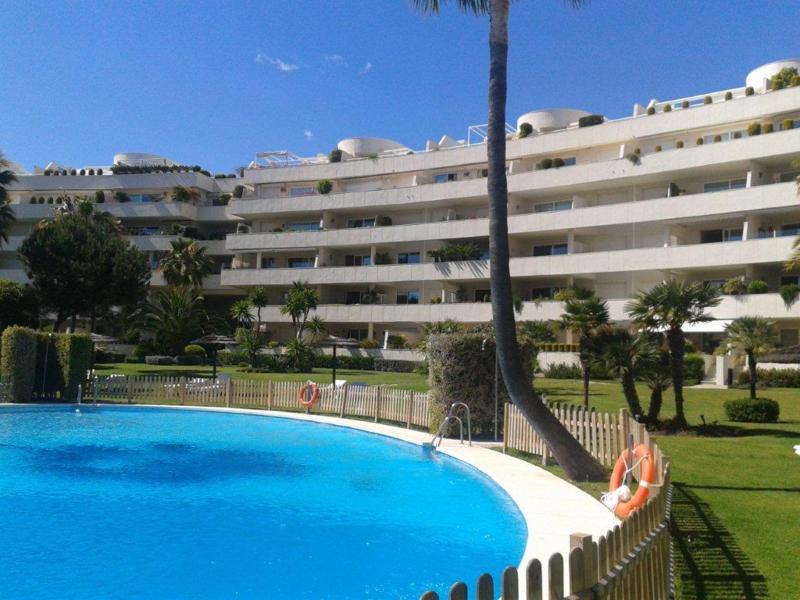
<box><xmin>92</xmin><ymin>375</ymin><xmax>431</xmax><ymax>429</ymax></box>
<box><xmin>420</xmin><ymin>402</ymin><xmax>673</xmax><ymax>600</ymax></box>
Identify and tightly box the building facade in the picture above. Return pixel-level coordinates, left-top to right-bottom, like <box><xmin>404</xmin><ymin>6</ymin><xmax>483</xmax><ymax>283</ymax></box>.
<box><xmin>5</xmin><ymin>59</ymin><xmax>800</xmax><ymax>359</ymax></box>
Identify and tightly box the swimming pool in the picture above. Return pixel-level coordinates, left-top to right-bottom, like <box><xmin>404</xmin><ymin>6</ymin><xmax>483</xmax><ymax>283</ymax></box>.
<box><xmin>0</xmin><ymin>405</ymin><xmax>526</xmax><ymax>599</ymax></box>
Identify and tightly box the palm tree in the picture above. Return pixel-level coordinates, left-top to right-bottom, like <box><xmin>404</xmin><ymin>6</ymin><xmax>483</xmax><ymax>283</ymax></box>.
<box><xmin>143</xmin><ymin>286</ymin><xmax>211</xmax><ymax>355</ymax></box>
<box><xmin>249</xmin><ymin>286</ymin><xmax>269</xmax><ymax>332</ymax></box>
<box><xmin>230</xmin><ymin>298</ymin><xmax>254</xmax><ymax>328</ymax></box>
<box><xmin>640</xmin><ymin>344</ymin><xmax>672</xmax><ymax>423</ymax></box>
<box><xmin>412</xmin><ymin>0</ymin><xmax>605</xmax><ymax>481</ymax></box>
<box><xmin>0</xmin><ymin>151</ymin><xmax>18</xmax><ymax>247</ymax></box>
<box><xmin>560</xmin><ymin>290</ymin><xmax>610</xmax><ymax>407</ymax></box>
<box><xmin>626</xmin><ymin>279</ymin><xmax>721</xmax><ymax>427</ymax></box>
<box><xmin>160</xmin><ymin>238</ymin><xmax>214</xmax><ymax>288</ymax></box>
<box><xmin>724</xmin><ymin>316</ymin><xmax>778</xmax><ymax>400</ymax></box>
<box><xmin>306</xmin><ymin>315</ymin><xmax>327</xmax><ymax>343</ymax></box>
<box><xmin>280</xmin><ymin>281</ymin><xmax>320</xmax><ymax>339</ymax></box>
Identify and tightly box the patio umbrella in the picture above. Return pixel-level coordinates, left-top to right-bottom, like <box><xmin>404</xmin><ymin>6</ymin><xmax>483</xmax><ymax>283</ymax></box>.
<box><xmin>190</xmin><ymin>334</ymin><xmax>236</xmax><ymax>379</ymax></box>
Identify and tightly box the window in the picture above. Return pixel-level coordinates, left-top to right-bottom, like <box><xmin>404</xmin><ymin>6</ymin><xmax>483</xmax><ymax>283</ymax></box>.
<box><xmin>562</xmin><ymin>157</ymin><xmax>577</xmax><ymax>166</ymax></box>
<box><xmin>261</xmin><ymin>257</ymin><xmax>275</xmax><ymax>269</ymax></box>
<box><xmin>475</xmin><ymin>289</ymin><xmax>491</xmax><ymax>302</ymax></box>
<box><xmin>288</xmin><ymin>258</ymin><xmax>314</xmax><ymax>269</ymax></box>
<box><xmin>346</xmin><ymin>329</ymin><xmax>369</xmax><ymax>341</ymax></box>
<box><xmin>534</xmin><ymin>200</ymin><xmax>572</xmax><ymax>213</ymax></box>
<box><xmin>347</xmin><ymin>218</ymin><xmax>376</xmax><ymax>229</ymax></box>
<box><xmin>530</xmin><ymin>287</ymin><xmax>555</xmax><ymax>300</ymax></box>
<box><xmin>397</xmin><ymin>252</ymin><xmax>421</xmax><ymax>264</ymax></box>
<box><xmin>433</xmin><ymin>173</ymin><xmax>457</xmax><ymax>184</ymax></box>
<box><xmin>779</xmin><ymin>170</ymin><xmax>800</xmax><ymax>183</ymax></box>
<box><xmin>397</xmin><ymin>291</ymin><xmax>419</xmax><ymax>305</ymax></box>
<box><xmin>289</xmin><ymin>187</ymin><xmax>315</xmax><ymax>197</ymax></box>
<box><xmin>345</xmin><ymin>255</ymin><xmax>371</xmax><ymax>266</ymax></box>
<box><xmin>700</xmin><ymin>228</ymin><xmax>742</xmax><ymax>243</ymax></box>
<box><xmin>286</xmin><ymin>222</ymin><xmax>321</xmax><ymax>232</ymax></box>
<box><xmin>345</xmin><ymin>291</ymin><xmax>362</xmax><ymax>305</ymax></box>
<box><xmin>703</xmin><ymin>178</ymin><xmax>747</xmax><ymax>193</ymax></box>
<box><xmin>781</xmin><ymin>275</ymin><xmax>800</xmax><ymax>286</ymax></box>
<box><xmin>533</xmin><ymin>243</ymin><xmax>568</xmax><ymax>257</ymax></box>
<box><xmin>780</xmin><ymin>224</ymin><xmax>800</xmax><ymax>237</ymax></box>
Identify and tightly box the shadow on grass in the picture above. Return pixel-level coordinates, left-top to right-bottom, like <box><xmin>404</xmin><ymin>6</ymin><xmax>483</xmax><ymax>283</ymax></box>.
<box><xmin>672</xmin><ymin>483</ymin><xmax>769</xmax><ymax>600</ymax></box>
<box><xmin>693</xmin><ymin>423</ymin><xmax>800</xmax><ymax>439</ymax></box>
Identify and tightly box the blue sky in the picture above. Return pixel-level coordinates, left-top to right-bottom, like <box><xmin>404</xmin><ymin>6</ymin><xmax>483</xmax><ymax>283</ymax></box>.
<box><xmin>1</xmin><ymin>1</ymin><xmax>798</xmax><ymax>173</ymax></box>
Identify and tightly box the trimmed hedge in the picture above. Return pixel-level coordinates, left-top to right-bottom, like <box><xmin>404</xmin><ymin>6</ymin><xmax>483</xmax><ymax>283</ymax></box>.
<box><xmin>0</xmin><ymin>326</ymin><xmax>38</xmax><ymax>402</ymax></box>
<box><xmin>427</xmin><ymin>333</ymin><xmax>533</xmax><ymax>435</ymax></box>
<box><xmin>374</xmin><ymin>358</ymin><xmax>423</xmax><ymax>373</ymax></box>
<box><xmin>739</xmin><ymin>367</ymin><xmax>800</xmax><ymax>388</ymax></box>
<box><xmin>543</xmin><ymin>362</ymin><xmax>582</xmax><ymax>379</ymax></box>
<box><xmin>313</xmin><ymin>354</ymin><xmax>375</xmax><ymax>371</ymax></box>
<box><xmin>578</xmin><ymin>114</ymin><xmax>604</xmax><ymax>127</ymax></box>
<box><xmin>684</xmin><ymin>353</ymin><xmax>706</xmax><ymax>385</ymax></box>
<box><xmin>145</xmin><ymin>355</ymin><xmax>175</xmax><ymax>365</ymax></box>
<box><xmin>724</xmin><ymin>398</ymin><xmax>780</xmax><ymax>423</ymax></box>
<box><xmin>46</xmin><ymin>333</ymin><xmax>92</xmax><ymax>401</ymax></box>
<box><xmin>184</xmin><ymin>344</ymin><xmax>206</xmax><ymax>358</ymax></box>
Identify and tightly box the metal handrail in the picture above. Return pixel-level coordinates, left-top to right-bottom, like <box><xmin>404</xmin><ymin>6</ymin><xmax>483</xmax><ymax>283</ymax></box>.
<box><xmin>430</xmin><ymin>401</ymin><xmax>472</xmax><ymax>448</ymax></box>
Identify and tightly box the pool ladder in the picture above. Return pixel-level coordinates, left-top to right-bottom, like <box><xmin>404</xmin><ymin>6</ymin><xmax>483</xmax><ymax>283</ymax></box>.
<box><xmin>430</xmin><ymin>402</ymin><xmax>472</xmax><ymax>448</ymax></box>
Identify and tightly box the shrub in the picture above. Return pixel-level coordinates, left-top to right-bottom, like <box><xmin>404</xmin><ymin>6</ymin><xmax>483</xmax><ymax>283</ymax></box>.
<box><xmin>783</xmin><ymin>119</ymin><xmax>795</xmax><ymax>131</ymax></box>
<box><xmin>329</xmin><ymin>148</ymin><xmax>343</xmax><ymax>163</ymax></box>
<box><xmin>681</xmin><ymin>100</ymin><xmax>690</xmax><ymax>109</ymax></box>
<box><xmin>746</xmin><ymin>280</ymin><xmax>769</xmax><ymax>294</ymax></box>
<box><xmin>94</xmin><ymin>190</ymin><xmax>105</xmax><ymax>204</ymax></box>
<box><xmin>316</xmin><ymin>179</ymin><xmax>333</xmax><ymax>194</ymax></box>
<box><xmin>733</xmin><ymin>131</ymin><xmax>742</xmax><ymax>139</ymax></box>
<box><xmin>578</xmin><ymin>114</ymin><xmax>604</xmax><ymax>127</ymax></box>
<box><xmin>722</xmin><ymin>278</ymin><xmax>746</xmax><ymax>295</ymax></box>
<box><xmin>374</xmin><ymin>359</ymin><xmax>423</xmax><ymax>373</ymax></box>
<box><xmin>655</xmin><ymin>145</ymin><xmax>662</xmax><ymax>152</ymax></box>
<box><xmin>175</xmin><ymin>355</ymin><xmax>203</xmax><ymax>366</ymax></box>
<box><xmin>217</xmin><ymin>349</ymin><xmax>248</xmax><ymax>366</ymax></box>
<box><xmin>696</xmin><ymin>137</ymin><xmax>704</xmax><ymax>146</ymax></box>
<box><xmin>543</xmin><ymin>362</ymin><xmax>582</xmax><ymax>379</ymax></box>
<box><xmin>703</xmin><ymin>95</ymin><xmax>712</xmax><ymax>105</ymax></box>
<box><xmin>747</xmin><ymin>123</ymin><xmax>761</xmax><ymax>136</ymax></box>
<box><xmin>359</xmin><ymin>339</ymin><xmax>379</xmax><ymax>349</ymax></box>
<box><xmin>386</xmin><ymin>334</ymin><xmax>407</xmax><ymax>349</ymax></box>
<box><xmin>792</xmin><ymin>75</ymin><xmax>800</xmax><ymax>87</ymax></box>
<box><xmin>183</xmin><ymin>344</ymin><xmax>206</xmax><ymax>359</ymax></box>
<box><xmin>233</xmin><ymin>185</ymin><xmax>245</xmax><ymax>199</ymax></box>
<box><xmin>94</xmin><ymin>349</ymin><xmax>125</xmax><ymax>364</ymax></box>
<box><xmin>428</xmin><ymin>333</ymin><xmax>533</xmax><ymax>435</ymax></box>
<box><xmin>36</xmin><ymin>333</ymin><xmax>92</xmax><ymax>401</ymax></box>
<box><xmin>763</xmin><ymin>123</ymin><xmax>774</xmax><ymax>134</ymax></box>
<box><xmin>313</xmin><ymin>353</ymin><xmax>374</xmax><ymax>371</ymax></box>
<box><xmin>724</xmin><ymin>398</ymin><xmax>780</xmax><ymax>423</ymax></box>
<box><xmin>646</xmin><ymin>106</ymin><xmax>656</xmax><ymax>115</ymax></box>
<box><xmin>684</xmin><ymin>353</ymin><xmax>706</xmax><ymax>385</ymax></box>
<box><xmin>267</xmin><ymin>340</ymin><xmax>279</xmax><ymax>349</ymax></box>
<box><xmin>725</xmin><ymin>91</ymin><xmax>733</xmax><ymax>100</ymax></box>
<box><xmin>376</xmin><ymin>215</ymin><xmax>393</xmax><ymax>226</ymax></box>
<box><xmin>0</xmin><ymin>326</ymin><xmax>38</xmax><ymax>402</ymax></box>
<box><xmin>745</xmin><ymin>86</ymin><xmax>754</xmax><ymax>96</ymax></box>
<box><xmin>713</xmin><ymin>135</ymin><xmax>722</xmax><ymax>143</ymax></box>
<box><xmin>663</xmin><ymin>104</ymin><xmax>672</xmax><ymax>113</ymax></box>
<box><xmin>538</xmin><ymin>158</ymin><xmax>553</xmax><ymax>170</ymax></box>
<box><xmin>518</xmin><ymin>122</ymin><xmax>533</xmax><ymax>138</ymax></box>
<box><xmin>145</xmin><ymin>355</ymin><xmax>175</xmax><ymax>365</ymax></box>
<box><xmin>552</xmin><ymin>157</ymin><xmax>565</xmax><ymax>168</ymax></box>
<box><xmin>676</xmin><ymin>140</ymin><xmax>684</xmax><ymax>149</ymax></box>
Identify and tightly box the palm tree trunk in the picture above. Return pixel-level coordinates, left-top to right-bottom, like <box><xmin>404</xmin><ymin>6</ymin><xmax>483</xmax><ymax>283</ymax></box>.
<box><xmin>580</xmin><ymin>357</ymin><xmax>590</xmax><ymax>408</ymax></box>
<box><xmin>621</xmin><ymin>373</ymin><xmax>643</xmax><ymax>418</ymax></box>
<box><xmin>747</xmin><ymin>351</ymin><xmax>757</xmax><ymax>400</ymax></box>
<box><xmin>647</xmin><ymin>386</ymin><xmax>663</xmax><ymax>423</ymax></box>
<box><xmin>667</xmin><ymin>328</ymin><xmax>687</xmax><ymax>427</ymax></box>
<box><xmin>486</xmin><ymin>0</ymin><xmax>605</xmax><ymax>481</ymax></box>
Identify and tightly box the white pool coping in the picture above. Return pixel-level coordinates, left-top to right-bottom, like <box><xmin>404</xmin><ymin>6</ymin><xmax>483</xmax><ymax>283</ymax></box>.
<box><xmin>2</xmin><ymin>403</ymin><xmax>619</xmax><ymax>589</ymax></box>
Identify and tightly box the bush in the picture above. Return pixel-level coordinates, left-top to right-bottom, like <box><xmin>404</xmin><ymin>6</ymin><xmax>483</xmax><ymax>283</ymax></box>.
<box><xmin>95</xmin><ymin>349</ymin><xmax>125</xmax><ymax>364</ymax></box>
<box><xmin>684</xmin><ymin>353</ymin><xmax>706</xmax><ymax>385</ymax></box>
<box><xmin>722</xmin><ymin>277</ymin><xmax>746</xmax><ymax>295</ymax></box>
<box><xmin>317</xmin><ymin>179</ymin><xmax>333</xmax><ymax>194</ymax></box>
<box><xmin>313</xmin><ymin>353</ymin><xmax>375</xmax><ymax>371</ymax></box>
<box><xmin>537</xmin><ymin>158</ymin><xmax>553</xmax><ymax>170</ymax></box>
<box><xmin>183</xmin><ymin>344</ymin><xmax>206</xmax><ymax>358</ymax></box>
<box><xmin>713</xmin><ymin>135</ymin><xmax>722</xmax><ymax>143</ymax></box>
<box><xmin>552</xmin><ymin>157</ymin><xmax>565</xmax><ymax>168</ymax></box>
<box><xmin>0</xmin><ymin>326</ymin><xmax>38</xmax><ymax>402</ymax></box>
<box><xmin>792</xmin><ymin>75</ymin><xmax>800</xmax><ymax>87</ymax></box>
<box><xmin>359</xmin><ymin>339</ymin><xmax>379</xmax><ymax>349</ymax></box>
<box><xmin>763</xmin><ymin>123</ymin><xmax>774</xmax><ymax>134</ymax></box>
<box><xmin>646</xmin><ymin>106</ymin><xmax>656</xmax><ymax>115</ymax></box>
<box><xmin>725</xmin><ymin>91</ymin><xmax>733</xmax><ymax>100</ymax></box>
<box><xmin>724</xmin><ymin>398</ymin><xmax>780</xmax><ymax>423</ymax></box>
<box><xmin>33</xmin><ymin>333</ymin><xmax>92</xmax><ymax>401</ymax></box>
<box><xmin>267</xmin><ymin>341</ymin><xmax>279</xmax><ymax>349</ymax></box>
<box><xmin>329</xmin><ymin>149</ymin><xmax>343</xmax><ymax>163</ymax></box>
<box><xmin>145</xmin><ymin>355</ymin><xmax>175</xmax><ymax>365</ymax></box>
<box><xmin>676</xmin><ymin>140</ymin><xmax>684</xmax><ymax>149</ymax></box>
<box><xmin>124</xmin><ymin>356</ymin><xmax>142</xmax><ymax>364</ymax></box>
<box><xmin>217</xmin><ymin>349</ymin><xmax>248</xmax><ymax>366</ymax></box>
<box><xmin>747</xmin><ymin>280</ymin><xmax>769</xmax><ymax>294</ymax></box>
<box><xmin>578</xmin><ymin>114</ymin><xmax>604</xmax><ymax>127</ymax></box>
<box><xmin>663</xmin><ymin>104</ymin><xmax>672</xmax><ymax>113</ymax></box>
<box><xmin>748</xmin><ymin>122</ymin><xmax>761</xmax><ymax>136</ymax></box>
<box><xmin>703</xmin><ymin>95</ymin><xmax>712</xmax><ymax>104</ymax></box>
<box><xmin>739</xmin><ymin>367</ymin><xmax>800</xmax><ymax>388</ymax></box>
<box><xmin>681</xmin><ymin>100</ymin><xmax>690</xmax><ymax>109</ymax></box>
<box><xmin>518</xmin><ymin>122</ymin><xmax>533</xmax><ymax>138</ymax></box>
<box><xmin>655</xmin><ymin>145</ymin><xmax>662</xmax><ymax>152</ymax></box>
<box><xmin>175</xmin><ymin>355</ymin><xmax>203</xmax><ymax>366</ymax></box>
<box><xmin>783</xmin><ymin>119</ymin><xmax>794</xmax><ymax>131</ymax></box>
<box><xmin>696</xmin><ymin>137</ymin><xmax>704</xmax><ymax>146</ymax></box>
<box><xmin>543</xmin><ymin>362</ymin><xmax>583</xmax><ymax>379</ymax></box>
<box><xmin>745</xmin><ymin>86</ymin><xmax>754</xmax><ymax>96</ymax></box>
<box><xmin>374</xmin><ymin>359</ymin><xmax>423</xmax><ymax>373</ymax></box>
<box><xmin>233</xmin><ymin>185</ymin><xmax>245</xmax><ymax>199</ymax></box>
<box><xmin>428</xmin><ymin>333</ymin><xmax>533</xmax><ymax>435</ymax></box>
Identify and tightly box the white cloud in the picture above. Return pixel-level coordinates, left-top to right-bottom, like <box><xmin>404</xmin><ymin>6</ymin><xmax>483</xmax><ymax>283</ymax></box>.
<box><xmin>324</xmin><ymin>54</ymin><xmax>346</xmax><ymax>66</ymax></box>
<box><xmin>359</xmin><ymin>62</ymin><xmax>373</xmax><ymax>75</ymax></box>
<box><xmin>304</xmin><ymin>129</ymin><xmax>314</xmax><ymax>141</ymax></box>
<box><xmin>254</xmin><ymin>52</ymin><xmax>298</xmax><ymax>72</ymax></box>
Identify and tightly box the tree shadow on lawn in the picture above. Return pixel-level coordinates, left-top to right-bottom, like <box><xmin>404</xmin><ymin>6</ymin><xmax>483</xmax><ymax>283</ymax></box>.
<box><xmin>693</xmin><ymin>423</ymin><xmax>800</xmax><ymax>439</ymax></box>
<box><xmin>672</xmin><ymin>483</ymin><xmax>769</xmax><ymax>600</ymax></box>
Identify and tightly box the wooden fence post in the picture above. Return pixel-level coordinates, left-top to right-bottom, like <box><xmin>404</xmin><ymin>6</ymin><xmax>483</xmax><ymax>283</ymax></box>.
<box><xmin>449</xmin><ymin>582</ymin><xmax>467</xmax><ymax>600</ymax></box>
<box><xmin>526</xmin><ymin>558</ymin><xmax>543</xmax><ymax>600</ymax></box>
<box><xmin>420</xmin><ymin>592</ymin><xmax>438</xmax><ymax>600</ymax></box>
<box><xmin>267</xmin><ymin>380</ymin><xmax>273</xmax><ymax>410</ymax></box>
<box><xmin>225</xmin><ymin>378</ymin><xmax>232</xmax><ymax>407</ymax></box>
<box><xmin>179</xmin><ymin>376</ymin><xmax>186</xmax><ymax>406</ymax></box>
<box><xmin>406</xmin><ymin>390</ymin><xmax>414</xmax><ymax>428</ymax></box>
<box><xmin>126</xmin><ymin>376</ymin><xmax>133</xmax><ymax>404</ymax></box>
<box><xmin>548</xmin><ymin>553</ymin><xmax>564</xmax><ymax>599</ymax></box>
<box><xmin>476</xmin><ymin>573</ymin><xmax>494</xmax><ymax>600</ymax></box>
<box><xmin>340</xmin><ymin>383</ymin><xmax>349</xmax><ymax>418</ymax></box>
<box><xmin>502</xmin><ymin>403</ymin><xmax>509</xmax><ymax>453</ymax></box>
<box><xmin>374</xmin><ymin>385</ymin><xmax>381</xmax><ymax>422</ymax></box>
<box><xmin>502</xmin><ymin>566</ymin><xmax>518</xmax><ymax>600</ymax></box>
<box><xmin>570</xmin><ymin>533</ymin><xmax>595</xmax><ymax>595</ymax></box>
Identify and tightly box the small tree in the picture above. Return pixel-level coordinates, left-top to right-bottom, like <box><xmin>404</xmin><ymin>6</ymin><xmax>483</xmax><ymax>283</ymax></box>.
<box><xmin>230</xmin><ymin>298</ymin><xmax>254</xmax><ymax>328</ymax></box>
<box><xmin>235</xmin><ymin>326</ymin><xmax>263</xmax><ymax>368</ymax></box>
<box><xmin>0</xmin><ymin>280</ymin><xmax>39</xmax><ymax>333</ymax></box>
<box><xmin>724</xmin><ymin>316</ymin><xmax>779</xmax><ymax>400</ymax></box>
<box><xmin>280</xmin><ymin>281</ymin><xmax>319</xmax><ymax>339</ymax></box>
<box><xmin>640</xmin><ymin>344</ymin><xmax>672</xmax><ymax>423</ymax></box>
<box><xmin>249</xmin><ymin>286</ymin><xmax>269</xmax><ymax>332</ymax></box>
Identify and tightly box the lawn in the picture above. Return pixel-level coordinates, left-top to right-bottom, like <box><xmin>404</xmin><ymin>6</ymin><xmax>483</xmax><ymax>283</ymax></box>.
<box><xmin>95</xmin><ymin>364</ymin><xmax>796</xmax><ymax>597</ymax></box>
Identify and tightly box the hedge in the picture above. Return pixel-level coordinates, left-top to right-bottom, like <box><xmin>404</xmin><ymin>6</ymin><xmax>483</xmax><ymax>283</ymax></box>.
<box><xmin>427</xmin><ymin>333</ymin><xmax>533</xmax><ymax>435</ymax></box>
<box><xmin>738</xmin><ymin>367</ymin><xmax>800</xmax><ymax>388</ymax></box>
<box><xmin>684</xmin><ymin>353</ymin><xmax>706</xmax><ymax>385</ymax></box>
<box><xmin>374</xmin><ymin>358</ymin><xmax>423</xmax><ymax>373</ymax></box>
<box><xmin>37</xmin><ymin>333</ymin><xmax>92</xmax><ymax>401</ymax></box>
<box><xmin>313</xmin><ymin>353</ymin><xmax>375</xmax><ymax>371</ymax></box>
<box><xmin>0</xmin><ymin>326</ymin><xmax>38</xmax><ymax>402</ymax></box>
<box><xmin>724</xmin><ymin>398</ymin><xmax>780</xmax><ymax>423</ymax></box>
<box><xmin>543</xmin><ymin>362</ymin><xmax>582</xmax><ymax>379</ymax></box>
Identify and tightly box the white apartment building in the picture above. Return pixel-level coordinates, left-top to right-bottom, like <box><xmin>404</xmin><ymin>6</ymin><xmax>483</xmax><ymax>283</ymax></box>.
<box><xmin>5</xmin><ymin>59</ymin><xmax>800</xmax><ymax>359</ymax></box>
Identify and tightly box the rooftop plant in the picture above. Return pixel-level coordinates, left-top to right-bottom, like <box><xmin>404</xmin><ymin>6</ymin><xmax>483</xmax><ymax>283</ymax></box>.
<box><xmin>316</xmin><ymin>179</ymin><xmax>333</xmax><ymax>195</ymax></box>
<box><xmin>748</xmin><ymin>122</ymin><xmax>762</xmax><ymax>136</ymax></box>
<box><xmin>517</xmin><ymin>122</ymin><xmax>533</xmax><ymax>138</ymax></box>
<box><xmin>578</xmin><ymin>114</ymin><xmax>604</xmax><ymax>127</ymax></box>
<box><xmin>770</xmin><ymin>66</ymin><xmax>799</xmax><ymax>90</ymax></box>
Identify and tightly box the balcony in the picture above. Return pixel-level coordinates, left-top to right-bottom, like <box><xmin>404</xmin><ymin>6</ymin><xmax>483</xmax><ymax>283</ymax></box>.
<box><xmin>128</xmin><ymin>236</ymin><xmax>229</xmax><ymax>255</ymax></box>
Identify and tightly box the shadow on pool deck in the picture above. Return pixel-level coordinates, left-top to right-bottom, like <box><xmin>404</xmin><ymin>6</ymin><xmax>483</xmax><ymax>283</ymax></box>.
<box><xmin>671</xmin><ymin>483</ymin><xmax>769</xmax><ymax>600</ymax></box>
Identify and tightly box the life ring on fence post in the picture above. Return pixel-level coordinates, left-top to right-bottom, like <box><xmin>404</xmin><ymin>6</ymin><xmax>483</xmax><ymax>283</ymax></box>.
<box><xmin>298</xmin><ymin>382</ymin><xmax>319</xmax><ymax>408</ymax></box>
<box><xmin>607</xmin><ymin>443</ymin><xmax>655</xmax><ymax>519</ymax></box>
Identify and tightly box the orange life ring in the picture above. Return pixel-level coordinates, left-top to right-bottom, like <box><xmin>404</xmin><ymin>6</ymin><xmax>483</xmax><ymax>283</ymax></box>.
<box><xmin>609</xmin><ymin>444</ymin><xmax>655</xmax><ymax>518</ymax></box>
<box><xmin>298</xmin><ymin>383</ymin><xmax>319</xmax><ymax>408</ymax></box>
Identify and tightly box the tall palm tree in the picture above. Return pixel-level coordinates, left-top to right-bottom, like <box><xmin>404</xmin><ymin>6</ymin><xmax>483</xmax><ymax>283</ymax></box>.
<box><xmin>412</xmin><ymin>0</ymin><xmax>604</xmax><ymax>481</ymax></box>
<box><xmin>724</xmin><ymin>316</ymin><xmax>778</xmax><ymax>400</ymax></box>
<box><xmin>0</xmin><ymin>151</ymin><xmax>18</xmax><ymax>247</ymax></box>
<box><xmin>560</xmin><ymin>290</ymin><xmax>610</xmax><ymax>408</ymax></box>
<box><xmin>249</xmin><ymin>286</ymin><xmax>269</xmax><ymax>332</ymax></box>
<box><xmin>626</xmin><ymin>279</ymin><xmax>721</xmax><ymax>428</ymax></box>
<box><xmin>280</xmin><ymin>281</ymin><xmax>320</xmax><ymax>339</ymax></box>
<box><xmin>160</xmin><ymin>238</ymin><xmax>214</xmax><ymax>288</ymax></box>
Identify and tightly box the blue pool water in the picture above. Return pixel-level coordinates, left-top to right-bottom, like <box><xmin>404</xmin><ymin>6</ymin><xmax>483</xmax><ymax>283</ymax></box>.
<box><xmin>0</xmin><ymin>406</ymin><xmax>526</xmax><ymax>599</ymax></box>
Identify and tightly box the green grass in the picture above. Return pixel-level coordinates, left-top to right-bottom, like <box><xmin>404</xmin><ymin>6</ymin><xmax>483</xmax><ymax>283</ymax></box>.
<box><xmin>94</xmin><ymin>362</ymin><xmax>430</xmax><ymax>392</ymax></box>
<box><xmin>534</xmin><ymin>377</ymin><xmax>796</xmax><ymax>600</ymax></box>
<box><xmin>94</xmin><ymin>364</ymin><xmax>795</xmax><ymax>597</ymax></box>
